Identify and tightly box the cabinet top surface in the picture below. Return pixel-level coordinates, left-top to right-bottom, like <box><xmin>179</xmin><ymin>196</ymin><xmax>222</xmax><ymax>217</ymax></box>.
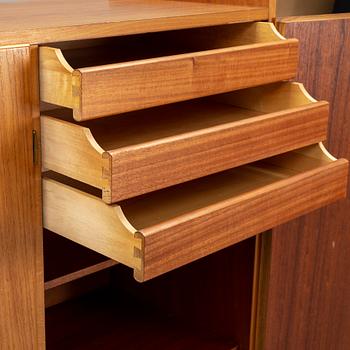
<box><xmin>0</xmin><ymin>0</ymin><xmax>268</xmax><ymax>46</ymax></box>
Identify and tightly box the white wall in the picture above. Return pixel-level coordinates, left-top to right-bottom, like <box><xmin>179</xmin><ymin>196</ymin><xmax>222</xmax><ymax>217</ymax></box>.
<box><xmin>277</xmin><ymin>0</ymin><xmax>335</xmax><ymax>16</ymax></box>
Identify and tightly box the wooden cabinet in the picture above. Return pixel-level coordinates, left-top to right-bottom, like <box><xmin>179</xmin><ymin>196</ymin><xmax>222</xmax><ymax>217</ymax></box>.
<box><xmin>0</xmin><ymin>1</ymin><xmax>348</xmax><ymax>349</ymax></box>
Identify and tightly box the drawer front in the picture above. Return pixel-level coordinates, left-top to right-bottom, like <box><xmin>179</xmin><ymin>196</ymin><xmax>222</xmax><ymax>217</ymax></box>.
<box><xmin>39</xmin><ymin>22</ymin><xmax>298</xmax><ymax>121</ymax></box>
<box><xmin>42</xmin><ymin>145</ymin><xmax>349</xmax><ymax>282</ymax></box>
<box><xmin>41</xmin><ymin>82</ymin><xmax>328</xmax><ymax>203</ymax></box>
<box><xmin>76</xmin><ymin>41</ymin><xmax>298</xmax><ymax>120</ymax></box>
<box><xmin>139</xmin><ymin>158</ymin><xmax>347</xmax><ymax>281</ymax></box>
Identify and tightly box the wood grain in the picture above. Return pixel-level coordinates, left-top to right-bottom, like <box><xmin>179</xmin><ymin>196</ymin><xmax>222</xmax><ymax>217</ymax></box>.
<box><xmin>106</xmin><ymin>101</ymin><xmax>327</xmax><ymax>203</ymax></box>
<box><xmin>0</xmin><ymin>46</ymin><xmax>45</xmax><ymax>349</ymax></box>
<box><xmin>42</xmin><ymin>145</ymin><xmax>348</xmax><ymax>281</ymax></box>
<box><xmin>42</xmin><ymin>178</ymin><xmax>142</xmax><ymax>271</ymax></box>
<box><xmin>180</xmin><ymin>0</ymin><xmax>268</xmax><ymax>5</ymax></box>
<box><xmin>39</xmin><ymin>22</ymin><xmax>298</xmax><ymax>120</ymax></box>
<box><xmin>179</xmin><ymin>0</ymin><xmax>275</xmax><ymax>20</ymax></box>
<box><xmin>41</xmin><ymin>114</ymin><xmax>104</xmax><ymax>189</ymax></box>
<box><xmin>139</xmin><ymin>152</ymin><xmax>347</xmax><ymax>281</ymax></box>
<box><xmin>258</xmin><ymin>16</ymin><xmax>350</xmax><ymax>350</ymax></box>
<box><xmin>0</xmin><ymin>0</ymin><xmax>269</xmax><ymax>45</ymax></box>
<box><xmin>42</xmin><ymin>82</ymin><xmax>328</xmax><ymax>203</ymax></box>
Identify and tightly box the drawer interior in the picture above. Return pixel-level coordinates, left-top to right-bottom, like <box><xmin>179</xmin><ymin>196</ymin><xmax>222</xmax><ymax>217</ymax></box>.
<box><xmin>46</xmin><ymin>143</ymin><xmax>334</xmax><ymax>230</ymax></box>
<box><xmin>44</xmin><ymin>101</ymin><xmax>261</xmax><ymax>151</ymax></box>
<box><xmin>46</xmin><ymin>22</ymin><xmax>286</xmax><ymax>68</ymax></box>
<box><xmin>45</xmin><ymin>82</ymin><xmax>322</xmax><ymax>153</ymax></box>
<box><xmin>119</xmin><ymin>144</ymin><xmax>334</xmax><ymax>229</ymax></box>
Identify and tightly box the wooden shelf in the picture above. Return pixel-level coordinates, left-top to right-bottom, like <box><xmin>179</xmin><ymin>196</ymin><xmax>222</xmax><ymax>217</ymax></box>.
<box><xmin>44</xmin><ymin>231</ymin><xmax>117</xmax><ymax>290</ymax></box>
<box><xmin>44</xmin><ymin>230</ymin><xmax>109</xmax><ymax>282</ymax></box>
<box><xmin>0</xmin><ymin>0</ymin><xmax>269</xmax><ymax>45</ymax></box>
<box><xmin>45</xmin><ymin>260</ymin><xmax>118</xmax><ymax>291</ymax></box>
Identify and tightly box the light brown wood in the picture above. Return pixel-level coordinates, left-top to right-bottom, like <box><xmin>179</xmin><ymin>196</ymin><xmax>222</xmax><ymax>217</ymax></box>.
<box><xmin>269</xmin><ymin>0</ymin><xmax>276</xmax><ymax>20</ymax></box>
<box><xmin>44</xmin><ymin>260</ymin><xmax>118</xmax><ymax>290</ymax></box>
<box><xmin>41</xmin><ymin>114</ymin><xmax>104</xmax><ymax>190</ymax></box>
<box><xmin>42</xmin><ymin>178</ymin><xmax>142</xmax><ymax>273</ymax></box>
<box><xmin>179</xmin><ymin>0</ymin><xmax>269</xmax><ymax>5</ymax></box>
<box><xmin>42</xmin><ymin>82</ymin><xmax>328</xmax><ymax>203</ymax></box>
<box><xmin>0</xmin><ymin>0</ymin><xmax>269</xmax><ymax>45</ymax></box>
<box><xmin>0</xmin><ymin>45</ymin><xmax>45</xmax><ymax>349</ymax></box>
<box><xmin>216</xmin><ymin>80</ymin><xmax>319</xmax><ymax>111</ymax></box>
<box><xmin>177</xmin><ymin>0</ymin><xmax>275</xmax><ymax>18</ymax></box>
<box><xmin>39</xmin><ymin>22</ymin><xmax>298</xmax><ymax>120</ymax></box>
<box><xmin>179</xmin><ymin>0</ymin><xmax>275</xmax><ymax>20</ymax></box>
<box><xmin>42</xmin><ymin>144</ymin><xmax>348</xmax><ymax>281</ymax></box>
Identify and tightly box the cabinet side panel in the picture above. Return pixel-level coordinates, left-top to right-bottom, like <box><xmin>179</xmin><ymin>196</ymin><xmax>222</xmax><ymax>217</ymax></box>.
<box><xmin>259</xmin><ymin>17</ymin><xmax>350</xmax><ymax>350</ymax></box>
<box><xmin>0</xmin><ymin>46</ymin><xmax>45</xmax><ymax>349</ymax></box>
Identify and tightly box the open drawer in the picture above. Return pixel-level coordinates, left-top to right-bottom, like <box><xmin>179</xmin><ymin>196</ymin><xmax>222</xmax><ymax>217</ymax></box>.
<box><xmin>39</xmin><ymin>22</ymin><xmax>298</xmax><ymax>121</ymax></box>
<box><xmin>43</xmin><ymin>144</ymin><xmax>348</xmax><ymax>282</ymax></box>
<box><xmin>41</xmin><ymin>82</ymin><xmax>329</xmax><ymax>203</ymax></box>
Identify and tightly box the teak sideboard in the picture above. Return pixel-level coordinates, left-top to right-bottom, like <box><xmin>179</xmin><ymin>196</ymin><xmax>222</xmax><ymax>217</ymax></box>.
<box><xmin>0</xmin><ymin>1</ymin><xmax>348</xmax><ymax>349</ymax></box>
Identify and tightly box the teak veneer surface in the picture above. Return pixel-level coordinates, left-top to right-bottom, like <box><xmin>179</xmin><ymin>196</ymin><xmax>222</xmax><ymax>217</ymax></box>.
<box><xmin>0</xmin><ymin>46</ymin><xmax>45</xmax><ymax>349</ymax></box>
<box><xmin>180</xmin><ymin>0</ymin><xmax>275</xmax><ymax>21</ymax></box>
<box><xmin>0</xmin><ymin>0</ymin><xmax>269</xmax><ymax>45</ymax></box>
<box><xmin>41</xmin><ymin>82</ymin><xmax>328</xmax><ymax>203</ymax></box>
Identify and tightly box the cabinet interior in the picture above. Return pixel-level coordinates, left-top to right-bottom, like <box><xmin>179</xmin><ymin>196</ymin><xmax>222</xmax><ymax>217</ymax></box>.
<box><xmin>44</xmin><ymin>233</ymin><xmax>256</xmax><ymax>350</ymax></box>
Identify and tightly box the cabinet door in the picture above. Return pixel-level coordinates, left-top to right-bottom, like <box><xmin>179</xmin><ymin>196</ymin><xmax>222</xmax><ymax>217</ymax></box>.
<box><xmin>257</xmin><ymin>14</ymin><xmax>350</xmax><ymax>350</ymax></box>
<box><xmin>0</xmin><ymin>46</ymin><xmax>45</xmax><ymax>349</ymax></box>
